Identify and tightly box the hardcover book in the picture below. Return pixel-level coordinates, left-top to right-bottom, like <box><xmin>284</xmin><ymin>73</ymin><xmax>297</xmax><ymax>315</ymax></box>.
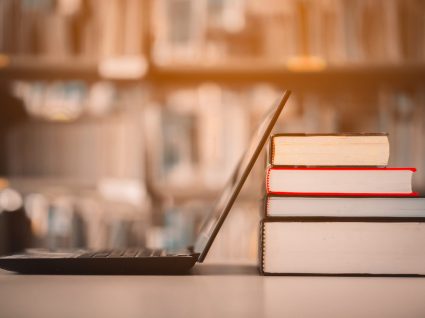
<box><xmin>260</xmin><ymin>218</ymin><xmax>425</xmax><ymax>276</ymax></box>
<box><xmin>269</xmin><ymin>133</ymin><xmax>389</xmax><ymax>166</ymax></box>
<box><xmin>266</xmin><ymin>167</ymin><xmax>417</xmax><ymax>196</ymax></box>
<box><xmin>265</xmin><ymin>196</ymin><xmax>425</xmax><ymax>217</ymax></box>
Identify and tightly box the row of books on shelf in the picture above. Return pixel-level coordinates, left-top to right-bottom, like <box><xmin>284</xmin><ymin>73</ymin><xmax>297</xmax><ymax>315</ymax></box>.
<box><xmin>1</xmin><ymin>0</ymin><xmax>424</xmax><ymax>65</ymax></box>
<box><xmin>0</xmin><ymin>0</ymin><xmax>144</xmax><ymax>59</ymax></box>
<box><xmin>5</xmin><ymin>112</ymin><xmax>145</xmax><ymax>182</ymax></box>
<box><xmin>260</xmin><ymin>134</ymin><xmax>425</xmax><ymax>275</ymax></box>
<box><xmin>6</xmin><ymin>83</ymin><xmax>425</xmax><ymax>194</ymax></box>
<box><xmin>12</xmin><ymin>81</ymin><xmax>121</xmax><ymax>121</ymax></box>
<box><xmin>3</xmin><ymin>81</ymin><xmax>425</xmax><ymax>262</ymax></box>
<box><xmin>149</xmin><ymin>85</ymin><xmax>425</xmax><ymax>194</ymax></box>
<box><xmin>0</xmin><ymin>181</ymin><xmax>149</xmax><ymax>255</ymax></box>
<box><xmin>0</xmin><ymin>179</ymin><xmax>256</xmax><ymax>262</ymax></box>
<box><xmin>154</xmin><ymin>0</ymin><xmax>425</xmax><ymax>64</ymax></box>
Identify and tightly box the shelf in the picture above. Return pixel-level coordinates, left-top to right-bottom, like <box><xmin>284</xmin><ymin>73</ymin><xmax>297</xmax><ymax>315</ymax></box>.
<box><xmin>0</xmin><ymin>57</ymin><xmax>99</xmax><ymax>81</ymax></box>
<box><xmin>0</xmin><ymin>56</ymin><xmax>146</xmax><ymax>83</ymax></box>
<box><xmin>1</xmin><ymin>56</ymin><xmax>425</xmax><ymax>89</ymax></box>
<box><xmin>147</xmin><ymin>62</ymin><xmax>425</xmax><ymax>89</ymax></box>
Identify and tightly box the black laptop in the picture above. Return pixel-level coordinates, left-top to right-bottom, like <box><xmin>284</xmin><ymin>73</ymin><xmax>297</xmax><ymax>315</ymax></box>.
<box><xmin>0</xmin><ymin>91</ymin><xmax>291</xmax><ymax>274</ymax></box>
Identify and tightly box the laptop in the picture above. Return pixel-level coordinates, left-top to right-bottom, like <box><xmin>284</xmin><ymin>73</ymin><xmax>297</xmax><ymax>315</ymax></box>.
<box><xmin>0</xmin><ymin>91</ymin><xmax>291</xmax><ymax>274</ymax></box>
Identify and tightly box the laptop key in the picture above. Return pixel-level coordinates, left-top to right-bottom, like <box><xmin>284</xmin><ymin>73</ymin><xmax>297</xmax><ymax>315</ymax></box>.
<box><xmin>107</xmin><ymin>250</ymin><xmax>125</xmax><ymax>257</ymax></box>
<box><xmin>152</xmin><ymin>249</ymin><xmax>162</xmax><ymax>257</ymax></box>
<box><xmin>92</xmin><ymin>252</ymin><xmax>111</xmax><ymax>258</ymax></box>
<box><xmin>136</xmin><ymin>249</ymin><xmax>151</xmax><ymax>257</ymax></box>
<box><xmin>122</xmin><ymin>249</ymin><xmax>139</xmax><ymax>257</ymax></box>
<box><xmin>77</xmin><ymin>252</ymin><xmax>97</xmax><ymax>258</ymax></box>
<box><xmin>76</xmin><ymin>248</ymin><xmax>167</xmax><ymax>258</ymax></box>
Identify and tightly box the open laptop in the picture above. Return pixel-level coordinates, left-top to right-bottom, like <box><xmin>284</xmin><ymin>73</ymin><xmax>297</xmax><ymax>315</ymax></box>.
<box><xmin>0</xmin><ymin>91</ymin><xmax>291</xmax><ymax>274</ymax></box>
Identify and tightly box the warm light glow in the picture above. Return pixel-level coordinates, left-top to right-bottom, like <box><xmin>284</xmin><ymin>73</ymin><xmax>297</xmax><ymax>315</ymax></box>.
<box><xmin>0</xmin><ymin>54</ymin><xmax>10</xmax><ymax>68</ymax></box>
<box><xmin>0</xmin><ymin>178</ymin><xmax>9</xmax><ymax>189</ymax></box>
<box><xmin>0</xmin><ymin>188</ymin><xmax>23</xmax><ymax>212</ymax></box>
<box><xmin>46</xmin><ymin>113</ymin><xmax>79</xmax><ymax>122</ymax></box>
<box><xmin>286</xmin><ymin>56</ymin><xmax>327</xmax><ymax>72</ymax></box>
<box><xmin>98</xmin><ymin>56</ymin><xmax>147</xmax><ymax>79</ymax></box>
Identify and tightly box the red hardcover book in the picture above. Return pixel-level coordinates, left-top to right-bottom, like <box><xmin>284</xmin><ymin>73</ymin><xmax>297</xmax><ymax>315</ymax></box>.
<box><xmin>266</xmin><ymin>167</ymin><xmax>418</xmax><ymax>196</ymax></box>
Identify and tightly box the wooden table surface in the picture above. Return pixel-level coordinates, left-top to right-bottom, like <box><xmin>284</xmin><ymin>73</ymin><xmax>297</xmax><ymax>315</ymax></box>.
<box><xmin>1</xmin><ymin>265</ymin><xmax>425</xmax><ymax>318</ymax></box>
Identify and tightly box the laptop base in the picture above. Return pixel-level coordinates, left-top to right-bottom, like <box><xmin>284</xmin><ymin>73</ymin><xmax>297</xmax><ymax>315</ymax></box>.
<box><xmin>0</xmin><ymin>251</ymin><xmax>198</xmax><ymax>275</ymax></box>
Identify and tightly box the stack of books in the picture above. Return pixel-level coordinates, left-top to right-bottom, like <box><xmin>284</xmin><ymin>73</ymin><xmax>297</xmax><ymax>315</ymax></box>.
<box><xmin>260</xmin><ymin>133</ymin><xmax>425</xmax><ymax>276</ymax></box>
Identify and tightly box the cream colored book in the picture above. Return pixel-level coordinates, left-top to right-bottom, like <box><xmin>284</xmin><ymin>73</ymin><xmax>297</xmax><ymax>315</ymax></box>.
<box><xmin>269</xmin><ymin>133</ymin><xmax>389</xmax><ymax>166</ymax></box>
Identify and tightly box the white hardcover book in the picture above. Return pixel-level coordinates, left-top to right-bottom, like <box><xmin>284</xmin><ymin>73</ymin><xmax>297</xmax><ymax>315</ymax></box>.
<box><xmin>261</xmin><ymin>220</ymin><xmax>425</xmax><ymax>275</ymax></box>
<box><xmin>266</xmin><ymin>196</ymin><xmax>425</xmax><ymax>218</ymax></box>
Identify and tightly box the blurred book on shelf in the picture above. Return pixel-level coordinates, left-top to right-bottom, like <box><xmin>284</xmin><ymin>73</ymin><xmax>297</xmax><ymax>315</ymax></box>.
<box><xmin>143</xmin><ymin>85</ymin><xmax>249</xmax><ymax>192</ymax></box>
<box><xmin>378</xmin><ymin>87</ymin><xmax>425</xmax><ymax>190</ymax></box>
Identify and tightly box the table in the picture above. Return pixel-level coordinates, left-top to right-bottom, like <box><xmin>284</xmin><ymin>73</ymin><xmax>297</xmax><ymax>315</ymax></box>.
<box><xmin>1</xmin><ymin>265</ymin><xmax>425</xmax><ymax>318</ymax></box>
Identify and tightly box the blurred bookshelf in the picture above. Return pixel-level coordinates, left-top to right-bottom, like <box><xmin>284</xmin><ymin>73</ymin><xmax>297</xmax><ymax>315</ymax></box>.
<box><xmin>0</xmin><ymin>0</ymin><xmax>424</xmax><ymax>262</ymax></box>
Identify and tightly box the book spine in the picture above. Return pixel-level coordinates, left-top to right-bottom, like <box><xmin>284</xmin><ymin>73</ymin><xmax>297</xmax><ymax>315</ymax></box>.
<box><xmin>266</xmin><ymin>166</ymin><xmax>272</xmax><ymax>194</ymax></box>
<box><xmin>264</xmin><ymin>195</ymin><xmax>270</xmax><ymax>218</ymax></box>
<box><xmin>259</xmin><ymin>219</ymin><xmax>266</xmax><ymax>275</ymax></box>
<box><xmin>268</xmin><ymin>135</ymin><xmax>276</xmax><ymax>165</ymax></box>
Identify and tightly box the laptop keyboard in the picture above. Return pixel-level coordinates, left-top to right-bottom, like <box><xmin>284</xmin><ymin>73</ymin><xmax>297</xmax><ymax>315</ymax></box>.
<box><xmin>77</xmin><ymin>248</ymin><xmax>171</xmax><ymax>258</ymax></box>
<box><xmin>1</xmin><ymin>248</ymin><xmax>192</xmax><ymax>259</ymax></box>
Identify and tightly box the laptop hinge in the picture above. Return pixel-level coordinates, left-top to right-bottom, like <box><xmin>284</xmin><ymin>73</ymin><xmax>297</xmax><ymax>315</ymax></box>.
<box><xmin>187</xmin><ymin>246</ymin><xmax>201</xmax><ymax>259</ymax></box>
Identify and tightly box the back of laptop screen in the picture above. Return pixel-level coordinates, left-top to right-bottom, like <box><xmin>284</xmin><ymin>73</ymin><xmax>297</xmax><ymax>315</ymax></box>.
<box><xmin>193</xmin><ymin>92</ymin><xmax>289</xmax><ymax>260</ymax></box>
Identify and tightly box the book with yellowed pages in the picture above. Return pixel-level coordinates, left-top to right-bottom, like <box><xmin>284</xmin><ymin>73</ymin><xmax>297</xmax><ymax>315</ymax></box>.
<box><xmin>269</xmin><ymin>133</ymin><xmax>389</xmax><ymax>166</ymax></box>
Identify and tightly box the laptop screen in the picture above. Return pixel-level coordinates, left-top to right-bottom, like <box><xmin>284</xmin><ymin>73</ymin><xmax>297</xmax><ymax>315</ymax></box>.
<box><xmin>194</xmin><ymin>91</ymin><xmax>291</xmax><ymax>261</ymax></box>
